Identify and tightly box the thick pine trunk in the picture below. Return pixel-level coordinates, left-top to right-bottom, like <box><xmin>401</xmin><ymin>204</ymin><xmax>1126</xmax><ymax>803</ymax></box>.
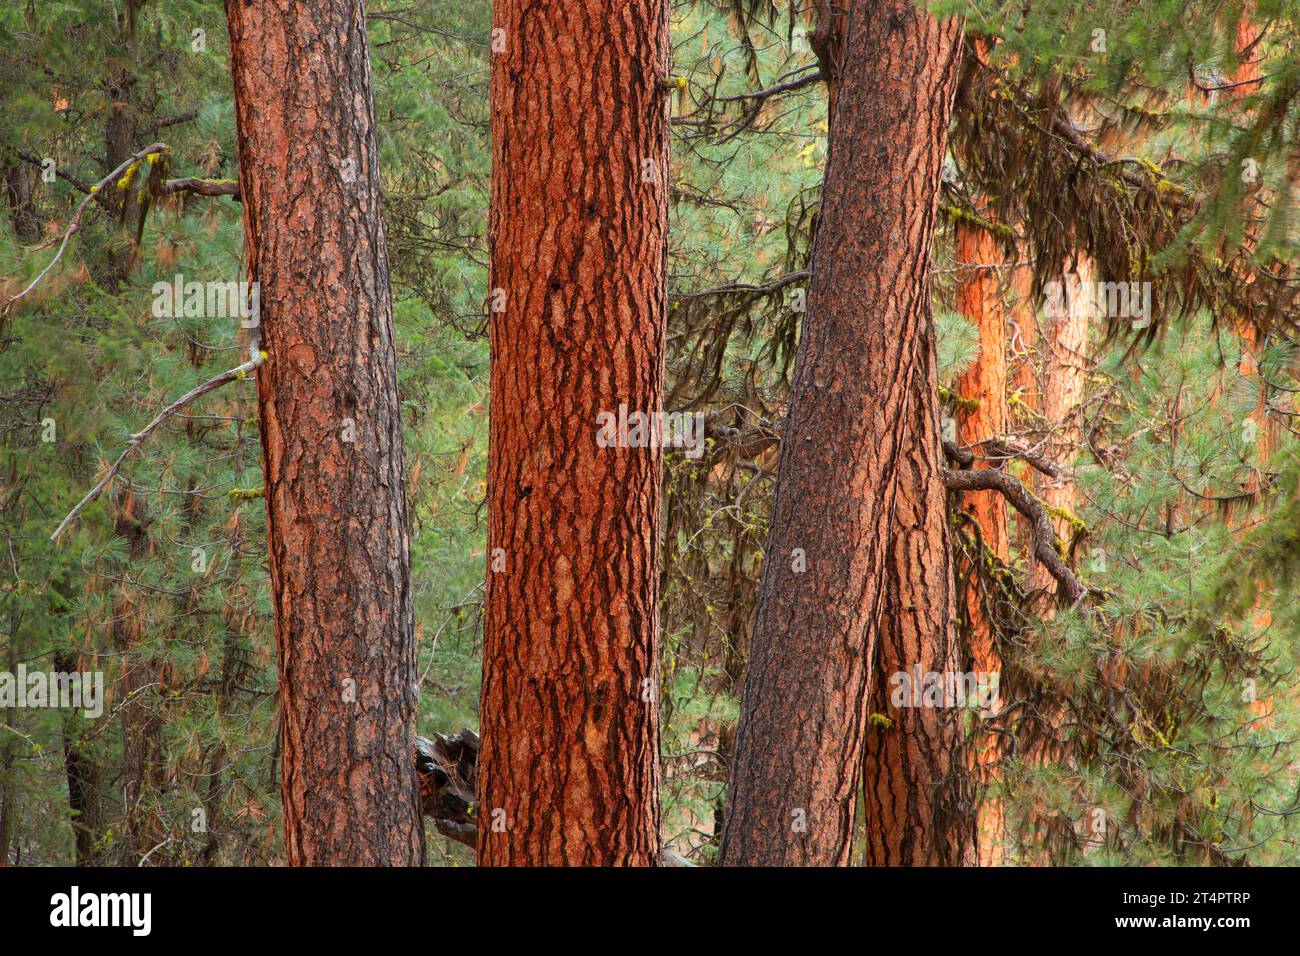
<box><xmin>225</xmin><ymin>0</ymin><xmax>424</xmax><ymax>866</ymax></box>
<box><xmin>718</xmin><ymin>0</ymin><xmax>962</xmax><ymax>866</ymax></box>
<box><xmin>478</xmin><ymin>0</ymin><xmax>669</xmax><ymax>866</ymax></box>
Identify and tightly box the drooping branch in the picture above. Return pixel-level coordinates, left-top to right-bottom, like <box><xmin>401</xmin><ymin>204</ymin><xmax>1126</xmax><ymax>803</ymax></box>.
<box><xmin>951</xmin><ymin>40</ymin><xmax>1300</xmax><ymax>341</ymax></box>
<box><xmin>50</xmin><ymin>349</ymin><xmax>263</xmax><ymax>542</ymax></box>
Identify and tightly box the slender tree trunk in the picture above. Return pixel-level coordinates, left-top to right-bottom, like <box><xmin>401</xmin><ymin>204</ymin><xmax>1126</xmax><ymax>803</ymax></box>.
<box><xmin>53</xmin><ymin>652</ymin><xmax>102</xmax><ymax>866</ymax></box>
<box><xmin>107</xmin><ymin>491</ymin><xmax>167</xmax><ymax>865</ymax></box>
<box><xmin>100</xmin><ymin>0</ymin><xmax>147</xmax><ymax>282</ymax></box>
<box><xmin>718</xmin><ymin>0</ymin><xmax>962</xmax><ymax>866</ymax></box>
<box><xmin>953</xmin><ymin>215</ymin><xmax>1011</xmax><ymax>579</ymax></box>
<box><xmin>0</xmin><ymin>612</ymin><xmax>18</xmax><ymax>865</ymax></box>
<box><xmin>1027</xmin><ymin>259</ymin><xmax>1092</xmax><ymax>599</ymax></box>
<box><xmin>955</xmin><ymin>212</ymin><xmax>1011</xmax><ymax>865</ymax></box>
<box><xmin>1227</xmin><ymin>10</ymin><xmax>1277</xmax><ymax>728</ymax></box>
<box><xmin>2</xmin><ymin>162</ymin><xmax>40</xmax><ymax>242</ymax></box>
<box><xmin>225</xmin><ymin>0</ymin><xmax>424</xmax><ymax>866</ymax></box>
<box><xmin>478</xmin><ymin>0</ymin><xmax>669</xmax><ymax>866</ymax></box>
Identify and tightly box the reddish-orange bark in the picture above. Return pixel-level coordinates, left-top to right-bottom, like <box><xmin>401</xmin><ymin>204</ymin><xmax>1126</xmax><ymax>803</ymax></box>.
<box><xmin>719</xmin><ymin>0</ymin><xmax>963</xmax><ymax>866</ymax></box>
<box><xmin>951</xmin><ymin>213</ymin><xmax>1010</xmax><ymax>866</ymax></box>
<box><xmin>478</xmin><ymin>0</ymin><xmax>669</xmax><ymax>866</ymax></box>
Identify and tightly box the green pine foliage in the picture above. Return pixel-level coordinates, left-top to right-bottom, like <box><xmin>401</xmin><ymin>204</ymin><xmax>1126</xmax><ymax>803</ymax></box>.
<box><xmin>2</xmin><ymin>0</ymin><xmax>1299</xmax><ymax>866</ymax></box>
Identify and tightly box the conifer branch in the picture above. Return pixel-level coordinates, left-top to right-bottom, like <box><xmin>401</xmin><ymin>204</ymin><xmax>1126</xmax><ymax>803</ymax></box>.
<box><xmin>941</xmin><ymin>448</ymin><xmax>1089</xmax><ymax>607</ymax></box>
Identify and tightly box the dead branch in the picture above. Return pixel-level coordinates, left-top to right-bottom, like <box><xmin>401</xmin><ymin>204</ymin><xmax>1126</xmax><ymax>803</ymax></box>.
<box><xmin>942</xmin><ymin>462</ymin><xmax>1089</xmax><ymax>608</ymax></box>
<box><xmin>50</xmin><ymin>349</ymin><xmax>263</xmax><ymax>542</ymax></box>
<box><xmin>161</xmin><ymin>177</ymin><xmax>241</xmax><ymax>200</ymax></box>
<box><xmin>3</xmin><ymin>142</ymin><xmax>171</xmax><ymax>315</ymax></box>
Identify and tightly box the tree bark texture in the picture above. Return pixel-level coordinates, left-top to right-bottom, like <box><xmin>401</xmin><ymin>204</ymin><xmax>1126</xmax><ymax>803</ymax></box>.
<box><xmin>479</xmin><ymin>0</ymin><xmax>669</xmax><ymax>866</ymax></box>
<box><xmin>862</xmin><ymin>303</ymin><xmax>971</xmax><ymax>866</ymax></box>
<box><xmin>718</xmin><ymin>0</ymin><xmax>963</xmax><ymax>866</ymax></box>
<box><xmin>226</xmin><ymin>0</ymin><xmax>424</xmax><ymax>866</ymax></box>
<box><xmin>951</xmin><ymin>213</ymin><xmax>1010</xmax><ymax>865</ymax></box>
<box><xmin>1027</xmin><ymin>259</ymin><xmax>1091</xmax><ymax>600</ymax></box>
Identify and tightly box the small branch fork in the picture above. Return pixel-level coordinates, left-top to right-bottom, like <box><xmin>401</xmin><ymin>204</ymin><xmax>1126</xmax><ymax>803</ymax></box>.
<box><xmin>942</xmin><ymin>440</ymin><xmax>1089</xmax><ymax>608</ymax></box>
<box><xmin>3</xmin><ymin>143</ymin><xmax>171</xmax><ymax>316</ymax></box>
<box><xmin>50</xmin><ymin>350</ymin><xmax>263</xmax><ymax>542</ymax></box>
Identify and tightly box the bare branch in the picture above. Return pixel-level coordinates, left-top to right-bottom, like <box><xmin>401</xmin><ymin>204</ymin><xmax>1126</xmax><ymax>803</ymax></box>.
<box><xmin>140</xmin><ymin>109</ymin><xmax>200</xmax><ymax>135</ymax></box>
<box><xmin>161</xmin><ymin>177</ymin><xmax>241</xmax><ymax>199</ymax></box>
<box><xmin>715</xmin><ymin>67</ymin><xmax>824</xmax><ymax>103</ymax></box>
<box><xmin>51</xmin><ymin>350</ymin><xmax>263</xmax><ymax>542</ymax></box>
<box><xmin>942</xmin><ymin>462</ymin><xmax>1089</xmax><ymax>608</ymax></box>
<box><xmin>2</xmin><ymin>142</ymin><xmax>171</xmax><ymax>316</ymax></box>
<box><xmin>672</xmin><ymin>270</ymin><xmax>809</xmax><ymax>301</ymax></box>
<box><xmin>15</xmin><ymin>149</ymin><xmax>96</xmax><ymax>196</ymax></box>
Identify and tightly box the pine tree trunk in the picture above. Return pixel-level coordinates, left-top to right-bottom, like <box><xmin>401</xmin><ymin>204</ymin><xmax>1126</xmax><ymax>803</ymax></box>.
<box><xmin>54</xmin><ymin>653</ymin><xmax>102</xmax><ymax>866</ymax></box>
<box><xmin>953</xmin><ymin>217</ymin><xmax>1011</xmax><ymax>570</ymax></box>
<box><xmin>951</xmin><ymin>213</ymin><xmax>1010</xmax><ymax>865</ymax></box>
<box><xmin>861</xmin><ymin>212</ymin><xmax>1010</xmax><ymax>867</ymax></box>
<box><xmin>225</xmin><ymin>0</ymin><xmax>424</xmax><ymax>866</ymax></box>
<box><xmin>2</xmin><ymin>163</ymin><xmax>40</xmax><ymax>242</ymax></box>
<box><xmin>478</xmin><ymin>0</ymin><xmax>669</xmax><ymax>867</ymax></box>
<box><xmin>718</xmin><ymin>0</ymin><xmax>962</xmax><ymax>867</ymax></box>
<box><xmin>862</xmin><ymin>303</ymin><xmax>972</xmax><ymax>865</ymax></box>
<box><xmin>1027</xmin><ymin>259</ymin><xmax>1091</xmax><ymax>600</ymax></box>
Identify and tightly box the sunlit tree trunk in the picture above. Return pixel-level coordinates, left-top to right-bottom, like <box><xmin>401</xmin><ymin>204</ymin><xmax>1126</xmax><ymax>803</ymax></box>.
<box><xmin>1027</xmin><ymin>259</ymin><xmax>1092</xmax><ymax>600</ymax></box>
<box><xmin>947</xmin><ymin>210</ymin><xmax>1010</xmax><ymax>866</ymax></box>
<box><xmin>478</xmin><ymin>0</ymin><xmax>669</xmax><ymax>866</ymax></box>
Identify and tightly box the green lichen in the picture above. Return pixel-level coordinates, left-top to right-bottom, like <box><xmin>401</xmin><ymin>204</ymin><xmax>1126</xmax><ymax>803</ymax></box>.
<box><xmin>940</xmin><ymin>203</ymin><xmax>1014</xmax><ymax>243</ymax></box>
<box><xmin>1046</xmin><ymin>504</ymin><xmax>1087</xmax><ymax>535</ymax></box>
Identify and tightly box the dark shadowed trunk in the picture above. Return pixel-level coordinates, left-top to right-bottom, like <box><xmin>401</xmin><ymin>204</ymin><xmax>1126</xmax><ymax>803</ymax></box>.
<box><xmin>225</xmin><ymin>0</ymin><xmax>424</xmax><ymax>866</ymax></box>
<box><xmin>719</xmin><ymin>0</ymin><xmax>963</xmax><ymax>866</ymax></box>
